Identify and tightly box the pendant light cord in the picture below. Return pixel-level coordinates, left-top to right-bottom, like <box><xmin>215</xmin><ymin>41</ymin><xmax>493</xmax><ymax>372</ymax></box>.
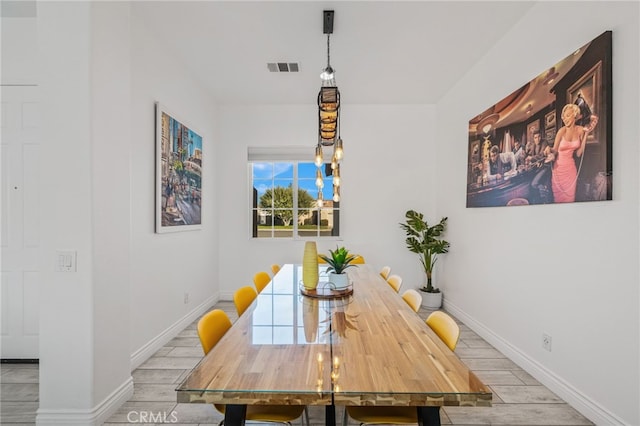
<box><xmin>326</xmin><ymin>34</ymin><xmax>331</xmax><ymax>69</ymax></box>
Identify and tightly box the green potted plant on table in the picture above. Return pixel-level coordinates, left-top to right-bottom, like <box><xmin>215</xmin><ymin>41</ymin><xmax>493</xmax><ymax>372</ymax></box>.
<box><xmin>399</xmin><ymin>210</ymin><xmax>450</xmax><ymax>308</ymax></box>
<box><xmin>319</xmin><ymin>246</ymin><xmax>358</xmax><ymax>290</ymax></box>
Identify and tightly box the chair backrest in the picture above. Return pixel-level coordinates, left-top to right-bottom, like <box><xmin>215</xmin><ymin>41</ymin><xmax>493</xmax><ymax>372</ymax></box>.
<box><xmin>386</xmin><ymin>274</ymin><xmax>402</xmax><ymax>293</ymax></box>
<box><xmin>401</xmin><ymin>289</ymin><xmax>422</xmax><ymax>313</ymax></box>
<box><xmin>271</xmin><ymin>264</ymin><xmax>281</xmax><ymax>276</ymax></box>
<box><xmin>426</xmin><ymin>311</ymin><xmax>460</xmax><ymax>351</ymax></box>
<box><xmin>234</xmin><ymin>285</ymin><xmax>258</xmax><ymax>316</ymax></box>
<box><xmin>197</xmin><ymin>309</ymin><xmax>233</xmax><ymax>355</ymax></box>
<box><xmin>253</xmin><ymin>271</ymin><xmax>271</xmax><ymax>293</ymax></box>
<box><xmin>379</xmin><ymin>266</ymin><xmax>391</xmax><ymax>280</ymax></box>
<box><xmin>351</xmin><ymin>255</ymin><xmax>365</xmax><ymax>264</ymax></box>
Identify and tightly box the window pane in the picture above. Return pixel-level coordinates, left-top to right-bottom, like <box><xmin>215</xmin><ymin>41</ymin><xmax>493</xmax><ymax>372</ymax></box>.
<box><xmin>251</xmin><ymin>159</ymin><xmax>340</xmax><ymax>239</ymax></box>
<box><xmin>254</xmin><ymin>179</ymin><xmax>273</xmax><ymax>208</ymax></box>
<box><xmin>255</xmin><ymin>210</ymin><xmax>273</xmax><ymax>238</ymax></box>
<box><xmin>272</xmin><ymin>181</ymin><xmax>294</xmax><ymax>209</ymax></box>
<box><xmin>319</xmin><ymin>208</ymin><xmax>336</xmax><ymax>236</ymax></box>
<box><xmin>273</xmin><ymin>163</ymin><xmax>294</xmax><ymax>179</ymax></box>
<box><xmin>298</xmin><ymin>209</ymin><xmax>318</xmax><ymax>238</ymax></box>
<box><xmin>298</xmin><ymin>162</ymin><xmax>317</xmax><ymax>176</ymax></box>
<box><xmin>253</xmin><ymin>162</ymin><xmax>274</xmax><ymax>179</ymax></box>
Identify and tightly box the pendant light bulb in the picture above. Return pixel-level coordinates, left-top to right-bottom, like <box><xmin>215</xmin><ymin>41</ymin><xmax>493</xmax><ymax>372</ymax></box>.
<box><xmin>333</xmin><ymin>166</ymin><xmax>340</xmax><ymax>187</ymax></box>
<box><xmin>315</xmin><ymin>144</ymin><xmax>323</xmax><ymax>167</ymax></box>
<box><xmin>315</xmin><ymin>169</ymin><xmax>324</xmax><ymax>188</ymax></box>
<box><xmin>331</xmin><ymin>154</ymin><xmax>337</xmax><ymax>170</ymax></box>
<box><xmin>334</xmin><ymin>137</ymin><xmax>343</xmax><ymax>160</ymax></box>
<box><xmin>317</xmin><ymin>190</ymin><xmax>324</xmax><ymax>208</ymax></box>
<box><xmin>333</xmin><ymin>185</ymin><xmax>340</xmax><ymax>202</ymax></box>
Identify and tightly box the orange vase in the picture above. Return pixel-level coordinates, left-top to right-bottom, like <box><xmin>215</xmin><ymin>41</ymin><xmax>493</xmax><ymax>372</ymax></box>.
<box><xmin>302</xmin><ymin>241</ymin><xmax>319</xmax><ymax>290</ymax></box>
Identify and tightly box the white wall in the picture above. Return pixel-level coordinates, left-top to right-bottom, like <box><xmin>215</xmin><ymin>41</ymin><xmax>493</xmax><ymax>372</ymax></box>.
<box><xmin>129</xmin><ymin>8</ymin><xmax>220</xmax><ymax>362</ymax></box>
<box><xmin>217</xmin><ymin>104</ymin><xmax>436</xmax><ymax>298</ymax></box>
<box><xmin>38</xmin><ymin>1</ymin><xmax>98</xmax><ymax>416</ymax></box>
<box><xmin>435</xmin><ymin>2</ymin><xmax>639</xmax><ymax>425</ymax></box>
<box><xmin>91</xmin><ymin>1</ymin><xmax>133</xmax><ymax>410</ymax></box>
<box><xmin>36</xmin><ymin>2</ymin><xmax>220</xmax><ymax>424</ymax></box>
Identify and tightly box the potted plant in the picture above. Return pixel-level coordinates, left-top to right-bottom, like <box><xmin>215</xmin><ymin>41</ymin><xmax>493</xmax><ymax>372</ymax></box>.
<box><xmin>319</xmin><ymin>246</ymin><xmax>358</xmax><ymax>290</ymax></box>
<box><xmin>399</xmin><ymin>210</ymin><xmax>450</xmax><ymax>308</ymax></box>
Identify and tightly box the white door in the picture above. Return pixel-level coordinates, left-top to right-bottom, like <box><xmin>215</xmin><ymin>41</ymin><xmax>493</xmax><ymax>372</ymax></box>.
<box><xmin>1</xmin><ymin>85</ymin><xmax>40</xmax><ymax>359</ymax></box>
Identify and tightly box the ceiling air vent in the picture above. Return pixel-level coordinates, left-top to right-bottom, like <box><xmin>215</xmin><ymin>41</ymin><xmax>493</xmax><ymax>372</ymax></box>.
<box><xmin>267</xmin><ymin>62</ymin><xmax>300</xmax><ymax>73</ymax></box>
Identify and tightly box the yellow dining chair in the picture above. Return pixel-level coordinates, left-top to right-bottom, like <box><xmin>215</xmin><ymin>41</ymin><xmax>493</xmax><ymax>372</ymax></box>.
<box><xmin>254</xmin><ymin>271</ymin><xmax>271</xmax><ymax>293</ymax></box>
<box><xmin>401</xmin><ymin>289</ymin><xmax>422</xmax><ymax>313</ymax></box>
<box><xmin>233</xmin><ymin>285</ymin><xmax>258</xmax><ymax>317</ymax></box>
<box><xmin>351</xmin><ymin>255</ymin><xmax>365</xmax><ymax>264</ymax></box>
<box><xmin>317</xmin><ymin>255</ymin><xmax>327</xmax><ymax>264</ymax></box>
<box><xmin>197</xmin><ymin>309</ymin><xmax>233</xmax><ymax>355</ymax></box>
<box><xmin>343</xmin><ymin>311</ymin><xmax>460</xmax><ymax>426</ymax></box>
<box><xmin>386</xmin><ymin>274</ymin><xmax>402</xmax><ymax>293</ymax></box>
<box><xmin>197</xmin><ymin>309</ymin><xmax>308</xmax><ymax>426</ymax></box>
<box><xmin>426</xmin><ymin>310</ymin><xmax>460</xmax><ymax>351</ymax></box>
<box><xmin>271</xmin><ymin>264</ymin><xmax>281</xmax><ymax>276</ymax></box>
<box><xmin>379</xmin><ymin>266</ymin><xmax>391</xmax><ymax>280</ymax></box>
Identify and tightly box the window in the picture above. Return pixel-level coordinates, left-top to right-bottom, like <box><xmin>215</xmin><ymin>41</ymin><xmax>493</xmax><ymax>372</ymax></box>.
<box><xmin>249</xmin><ymin>148</ymin><xmax>340</xmax><ymax>239</ymax></box>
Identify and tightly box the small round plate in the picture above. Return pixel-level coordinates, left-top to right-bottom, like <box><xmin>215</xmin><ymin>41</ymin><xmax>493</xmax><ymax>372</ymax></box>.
<box><xmin>300</xmin><ymin>281</ymin><xmax>353</xmax><ymax>299</ymax></box>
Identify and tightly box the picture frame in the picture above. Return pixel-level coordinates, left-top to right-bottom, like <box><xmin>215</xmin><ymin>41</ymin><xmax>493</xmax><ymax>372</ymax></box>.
<box><xmin>155</xmin><ymin>102</ymin><xmax>203</xmax><ymax>233</ymax></box>
<box><xmin>544</xmin><ymin>110</ymin><xmax>556</xmax><ymax>129</ymax></box>
<box><xmin>545</xmin><ymin>128</ymin><xmax>556</xmax><ymax>146</ymax></box>
<box><xmin>469</xmin><ymin>140</ymin><xmax>481</xmax><ymax>164</ymax></box>
<box><xmin>567</xmin><ymin>61</ymin><xmax>602</xmax><ymax>144</ymax></box>
<box><xmin>526</xmin><ymin>119</ymin><xmax>540</xmax><ymax>146</ymax></box>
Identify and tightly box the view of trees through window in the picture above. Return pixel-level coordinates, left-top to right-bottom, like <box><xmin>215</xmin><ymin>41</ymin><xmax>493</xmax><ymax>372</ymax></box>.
<box><xmin>251</xmin><ymin>162</ymin><xmax>340</xmax><ymax>238</ymax></box>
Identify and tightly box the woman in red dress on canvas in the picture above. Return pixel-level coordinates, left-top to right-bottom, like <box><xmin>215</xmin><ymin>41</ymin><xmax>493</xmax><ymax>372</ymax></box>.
<box><xmin>548</xmin><ymin>103</ymin><xmax>598</xmax><ymax>203</ymax></box>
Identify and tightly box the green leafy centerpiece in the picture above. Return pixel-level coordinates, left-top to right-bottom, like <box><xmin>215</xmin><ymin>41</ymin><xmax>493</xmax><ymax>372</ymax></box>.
<box><xmin>319</xmin><ymin>246</ymin><xmax>358</xmax><ymax>290</ymax></box>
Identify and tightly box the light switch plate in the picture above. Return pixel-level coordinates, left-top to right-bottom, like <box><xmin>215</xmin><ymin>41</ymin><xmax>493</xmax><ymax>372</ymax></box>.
<box><xmin>56</xmin><ymin>250</ymin><xmax>77</xmax><ymax>272</ymax></box>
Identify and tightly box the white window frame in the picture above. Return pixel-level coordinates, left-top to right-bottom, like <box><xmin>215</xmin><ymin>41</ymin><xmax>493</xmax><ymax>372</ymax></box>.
<box><xmin>248</xmin><ymin>147</ymin><xmax>341</xmax><ymax>241</ymax></box>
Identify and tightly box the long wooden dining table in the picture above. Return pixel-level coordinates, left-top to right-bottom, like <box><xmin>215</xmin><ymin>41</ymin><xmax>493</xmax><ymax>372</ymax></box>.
<box><xmin>176</xmin><ymin>263</ymin><xmax>491</xmax><ymax>426</ymax></box>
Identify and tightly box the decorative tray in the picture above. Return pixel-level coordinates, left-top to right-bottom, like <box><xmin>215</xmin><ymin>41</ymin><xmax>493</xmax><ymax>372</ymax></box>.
<box><xmin>300</xmin><ymin>281</ymin><xmax>353</xmax><ymax>299</ymax></box>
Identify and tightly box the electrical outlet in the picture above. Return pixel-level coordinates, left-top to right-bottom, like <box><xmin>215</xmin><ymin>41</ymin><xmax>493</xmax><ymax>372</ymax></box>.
<box><xmin>542</xmin><ymin>333</ymin><xmax>552</xmax><ymax>352</ymax></box>
<box><xmin>184</xmin><ymin>292</ymin><xmax>189</xmax><ymax>304</ymax></box>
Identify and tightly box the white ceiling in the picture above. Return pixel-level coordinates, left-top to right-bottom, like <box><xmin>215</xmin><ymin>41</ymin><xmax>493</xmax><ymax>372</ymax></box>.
<box><xmin>132</xmin><ymin>1</ymin><xmax>536</xmax><ymax>105</ymax></box>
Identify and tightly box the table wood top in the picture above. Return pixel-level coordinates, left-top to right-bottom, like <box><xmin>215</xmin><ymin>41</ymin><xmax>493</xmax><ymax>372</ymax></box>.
<box><xmin>176</xmin><ymin>263</ymin><xmax>491</xmax><ymax>407</ymax></box>
<box><xmin>331</xmin><ymin>265</ymin><xmax>491</xmax><ymax>407</ymax></box>
<box><xmin>177</xmin><ymin>264</ymin><xmax>333</xmax><ymax>405</ymax></box>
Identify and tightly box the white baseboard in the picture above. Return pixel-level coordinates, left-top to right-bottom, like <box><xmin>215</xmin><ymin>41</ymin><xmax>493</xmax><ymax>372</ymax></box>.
<box><xmin>444</xmin><ymin>300</ymin><xmax>627</xmax><ymax>426</ymax></box>
<box><xmin>130</xmin><ymin>294</ymin><xmax>218</xmax><ymax>370</ymax></box>
<box><xmin>36</xmin><ymin>376</ymin><xmax>133</xmax><ymax>426</ymax></box>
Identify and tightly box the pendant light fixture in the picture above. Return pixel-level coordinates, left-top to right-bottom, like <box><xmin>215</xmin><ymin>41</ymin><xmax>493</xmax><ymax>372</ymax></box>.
<box><xmin>315</xmin><ymin>10</ymin><xmax>342</xmax><ymax>207</ymax></box>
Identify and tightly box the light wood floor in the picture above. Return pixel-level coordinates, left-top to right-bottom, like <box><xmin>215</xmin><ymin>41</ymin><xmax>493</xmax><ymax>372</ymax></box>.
<box><xmin>0</xmin><ymin>301</ymin><xmax>593</xmax><ymax>425</ymax></box>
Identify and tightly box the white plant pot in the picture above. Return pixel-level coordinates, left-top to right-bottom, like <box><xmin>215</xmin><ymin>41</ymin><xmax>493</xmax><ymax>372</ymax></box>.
<box><xmin>328</xmin><ymin>272</ymin><xmax>349</xmax><ymax>290</ymax></box>
<box><xmin>421</xmin><ymin>291</ymin><xmax>442</xmax><ymax>309</ymax></box>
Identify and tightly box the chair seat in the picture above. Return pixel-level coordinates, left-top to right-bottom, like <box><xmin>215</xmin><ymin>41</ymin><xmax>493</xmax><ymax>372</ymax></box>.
<box><xmin>216</xmin><ymin>404</ymin><xmax>306</xmax><ymax>423</ymax></box>
<box><xmin>346</xmin><ymin>406</ymin><xmax>416</xmax><ymax>424</ymax></box>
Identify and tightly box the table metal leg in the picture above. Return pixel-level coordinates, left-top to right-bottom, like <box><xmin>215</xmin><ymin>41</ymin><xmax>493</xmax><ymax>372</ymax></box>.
<box><xmin>224</xmin><ymin>404</ymin><xmax>247</xmax><ymax>426</ymax></box>
<box><xmin>325</xmin><ymin>404</ymin><xmax>336</xmax><ymax>426</ymax></box>
<box><xmin>417</xmin><ymin>406</ymin><xmax>440</xmax><ymax>426</ymax></box>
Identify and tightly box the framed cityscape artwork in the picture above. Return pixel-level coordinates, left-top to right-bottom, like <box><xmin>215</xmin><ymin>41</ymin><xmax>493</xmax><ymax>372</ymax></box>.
<box><xmin>466</xmin><ymin>31</ymin><xmax>612</xmax><ymax>208</ymax></box>
<box><xmin>155</xmin><ymin>102</ymin><xmax>203</xmax><ymax>233</ymax></box>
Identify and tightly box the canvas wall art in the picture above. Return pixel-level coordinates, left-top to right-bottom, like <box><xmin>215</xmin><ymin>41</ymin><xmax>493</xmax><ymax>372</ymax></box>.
<box><xmin>466</xmin><ymin>31</ymin><xmax>612</xmax><ymax>208</ymax></box>
<box><xmin>155</xmin><ymin>102</ymin><xmax>203</xmax><ymax>232</ymax></box>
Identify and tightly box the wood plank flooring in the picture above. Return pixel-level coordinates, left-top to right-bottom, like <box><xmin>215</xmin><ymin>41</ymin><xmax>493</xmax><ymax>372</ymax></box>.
<box><xmin>0</xmin><ymin>301</ymin><xmax>593</xmax><ymax>425</ymax></box>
